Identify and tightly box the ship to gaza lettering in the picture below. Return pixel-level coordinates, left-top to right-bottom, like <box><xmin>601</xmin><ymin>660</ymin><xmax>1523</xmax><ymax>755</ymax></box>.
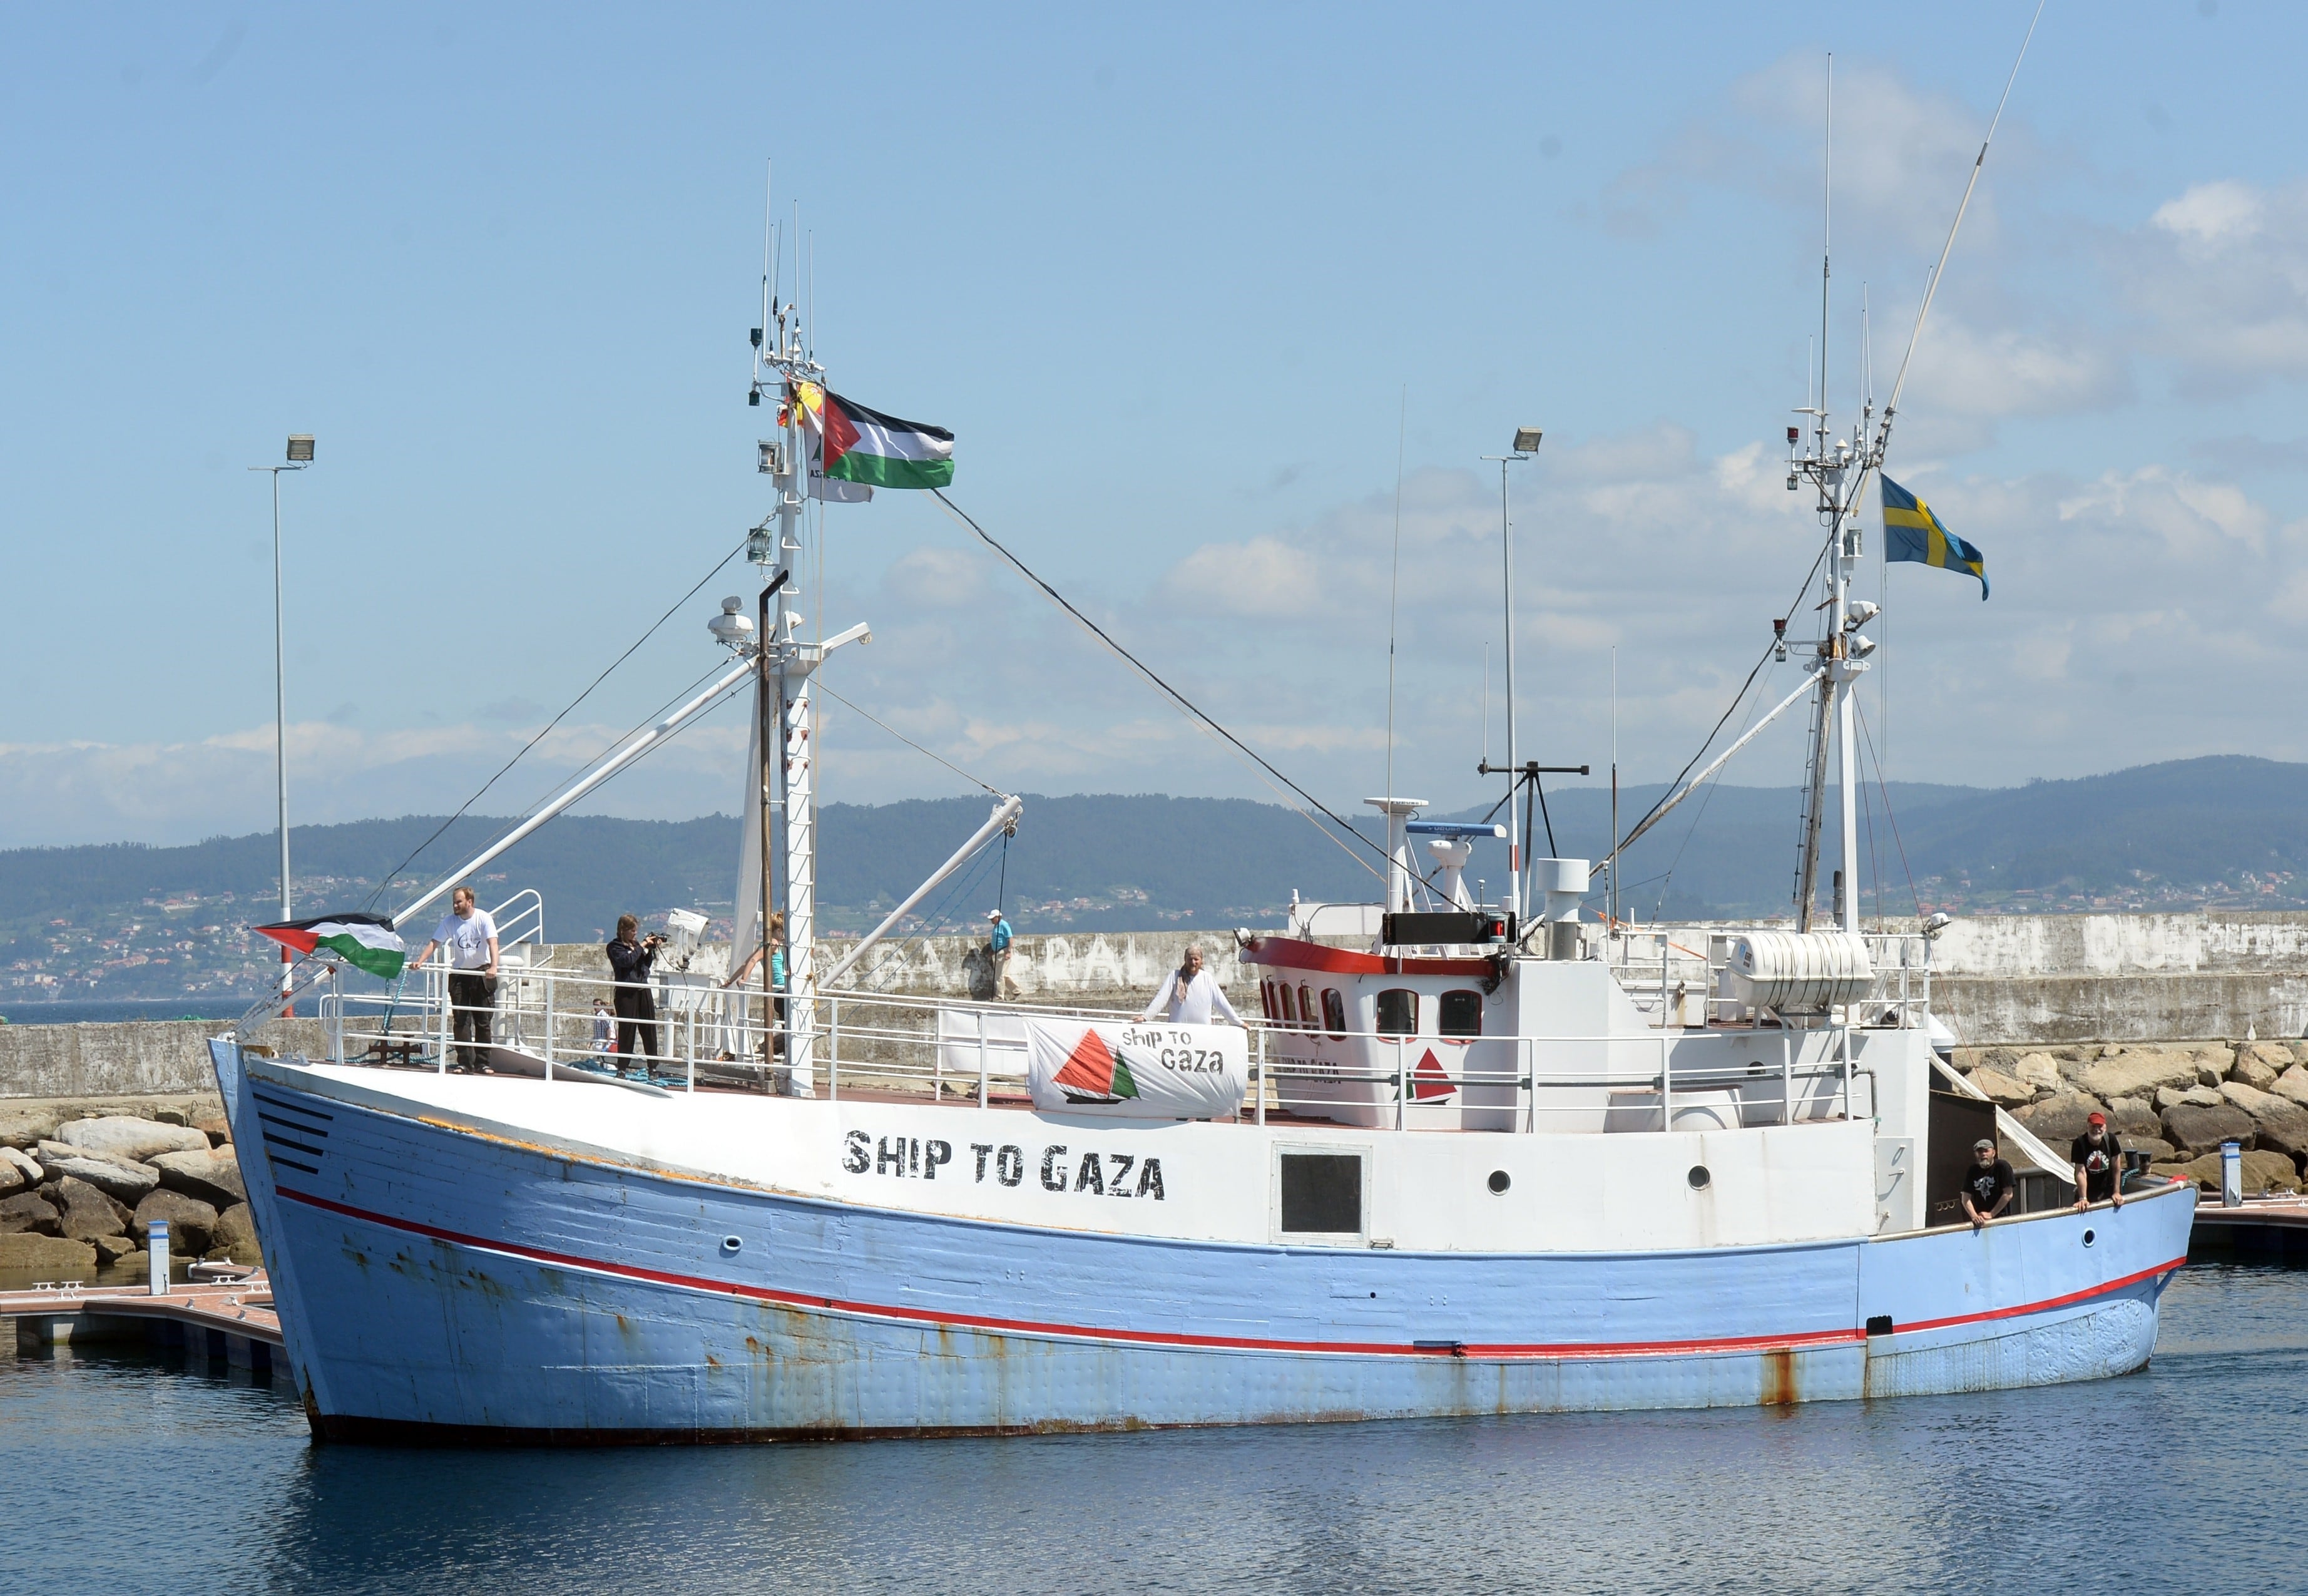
<box><xmin>1075</xmin><ymin>1152</ymin><xmax>1105</xmax><ymax>1194</ymax></box>
<box><xmin>971</xmin><ymin>1143</ymin><xmax>994</xmax><ymax>1182</ymax></box>
<box><xmin>1106</xmin><ymin>1153</ymin><xmax>1136</xmax><ymax>1196</ymax></box>
<box><xmin>842</xmin><ymin>1130</ymin><xmax>870</xmax><ymax>1174</ymax></box>
<box><xmin>924</xmin><ymin>1140</ymin><xmax>952</xmax><ymax>1180</ymax></box>
<box><xmin>1041</xmin><ymin>1145</ymin><xmax>1069</xmax><ymax>1191</ymax></box>
<box><xmin>996</xmin><ymin>1145</ymin><xmax>1024</xmax><ymax>1187</ymax></box>
<box><xmin>1138</xmin><ymin>1158</ymin><xmax>1165</xmax><ymax>1200</ymax></box>
<box><xmin>877</xmin><ymin>1137</ymin><xmax>905</xmax><ymax>1177</ymax></box>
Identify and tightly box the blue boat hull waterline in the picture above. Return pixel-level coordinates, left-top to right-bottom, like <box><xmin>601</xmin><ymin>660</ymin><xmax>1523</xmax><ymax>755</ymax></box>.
<box><xmin>214</xmin><ymin>1041</ymin><xmax>2192</xmax><ymax>1444</ymax></box>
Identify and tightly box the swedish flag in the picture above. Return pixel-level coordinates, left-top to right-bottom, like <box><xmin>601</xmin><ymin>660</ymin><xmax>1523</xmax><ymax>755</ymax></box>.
<box><xmin>1881</xmin><ymin>476</ymin><xmax>1988</xmax><ymax>599</ymax></box>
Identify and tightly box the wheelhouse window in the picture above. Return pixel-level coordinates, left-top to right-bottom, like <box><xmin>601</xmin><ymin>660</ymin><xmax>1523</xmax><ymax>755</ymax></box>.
<box><xmin>1297</xmin><ymin>983</ymin><xmax>1317</xmax><ymax>1032</ymax></box>
<box><xmin>1276</xmin><ymin>983</ymin><xmax>1297</xmax><ymax>1026</ymax></box>
<box><xmin>1376</xmin><ymin>988</ymin><xmax>1418</xmax><ymax>1036</ymax></box>
<box><xmin>1321</xmin><ymin>988</ymin><xmax>1347</xmax><ymax>1039</ymax></box>
<box><xmin>1439</xmin><ymin>989</ymin><xmax>1483</xmax><ymax>1038</ymax></box>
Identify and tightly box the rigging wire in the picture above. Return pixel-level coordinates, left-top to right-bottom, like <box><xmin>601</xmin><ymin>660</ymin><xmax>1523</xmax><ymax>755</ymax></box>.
<box><xmin>929</xmin><ymin>489</ymin><xmax>1387</xmax><ymax>882</ymax></box>
<box><xmin>814</xmin><ymin>682</ymin><xmax>1006</xmax><ymax>798</ymax></box>
<box><xmin>364</xmin><ymin>535</ymin><xmax>752</xmax><ymax>911</ymax></box>
<box><xmin>1852</xmin><ymin>695</ymin><xmax>1925</xmax><ymax>923</ymax></box>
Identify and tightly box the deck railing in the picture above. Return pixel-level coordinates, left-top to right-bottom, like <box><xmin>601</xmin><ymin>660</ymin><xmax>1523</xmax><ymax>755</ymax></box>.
<box><xmin>312</xmin><ymin>951</ymin><xmax>1883</xmax><ymax>1134</ymax></box>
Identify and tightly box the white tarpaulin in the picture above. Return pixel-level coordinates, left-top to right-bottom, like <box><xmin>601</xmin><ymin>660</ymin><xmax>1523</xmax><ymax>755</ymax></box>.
<box><xmin>1024</xmin><ymin>1018</ymin><xmax>1248</xmax><ymax>1119</ymax></box>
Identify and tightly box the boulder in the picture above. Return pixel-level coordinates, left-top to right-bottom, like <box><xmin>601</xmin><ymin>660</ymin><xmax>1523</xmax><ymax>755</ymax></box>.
<box><xmin>2118</xmin><ymin>1134</ymin><xmax>2178</xmax><ymax>1162</ymax></box>
<box><xmin>33</xmin><ymin>1142</ymin><xmax>158</xmax><ymax>1203</ymax></box>
<box><xmin>2014</xmin><ymin>1052</ymin><xmax>2063</xmax><ymax>1093</ymax></box>
<box><xmin>2239</xmin><ymin>1041</ymin><xmax>2294</xmax><ymax>1085</ymax></box>
<box><xmin>152</xmin><ymin>1107</ymin><xmax>190</xmax><ymax>1127</ymax></box>
<box><xmin>2080</xmin><ymin>1051</ymin><xmax>2202</xmax><ymax>1102</ymax></box>
<box><xmin>110</xmin><ymin>1250</ymin><xmax>150</xmax><ymax>1276</ymax></box>
<box><xmin>0</xmin><ymin>1105</ymin><xmax>61</xmax><ymax>1151</ymax></box>
<box><xmin>132</xmin><ymin>1189</ymin><xmax>218</xmax><ymax>1256</ymax></box>
<box><xmin>148</xmin><ymin>1148</ymin><xmax>245</xmax><ymax>1209</ymax></box>
<box><xmin>0</xmin><ymin>1146</ymin><xmax>40</xmax><ymax>1185</ymax></box>
<box><xmin>208</xmin><ymin>1202</ymin><xmax>262</xmax><ymax>1266</ymax></box>
<box><xmin>2162</xmin><ymin>1102</ymin><xmax>2259</xmax><ymax>1157</ymax></box>
<box><xmin>2014</xmin><ymin>1091</ymin><xmax>2105</xmax><ymax>1145</ymax></box>
<box><xmin>2105</xmin><ymin>1097</ymin><xmax>2163</xmax><ymax>1138</ymax></box>
<box><xmin>53</xmin><ymin>1176</ymin><xmax>136</xmax><ymax>1242</ymax></box>
<box><xmin>192</xmin><ymin>1114</ymin><xmax>232</xmax><ymax>1148</ymax></box>
<box><xmin>0</xmin><ymin>1158</ymin><xmax>22</xmax><ymax>1199</ymax></box>
<box><xmin>0</xmin><ymin>1193</ymin><xmax>60</xmax><ymax>1235</ymax></box>
<box><xmin>54</xmin><ymin>1115</ymin><xmax>208</xmax><ymax>1163</ymax></box>
<box><xmin>2274</xmin><ymin>1066</ymin><xmax>2308</xmax><ymax>1110</ymax></box>
<box><xmin>0</xmin><ymin>1233</ymin><xmax>96</xmax><ymax>1276</ymax></box>
<box><xmin>91</xmin><ymin>1233</ymin><xmax>140</xmax><ymax>1264</ymax></box>
<box><xmin>1968</xmin><ymin>1068</ymin><xmax>2036</xmax><ymax>1107</ymax></box>
<box><xmin>1982</xmin><ymin>1046</ymin><xmax>2020</xmax><ymax>1073</ymax></box>
<box><xmin>2152</xmin><ymin>1148</ymin><xmax>2300</xmax><ymax>1195</ymax></box>
<box><xmin>2220</xmin><ymin>1082</ymin><xmax>2308</xmax><ymax>1162</ymax></box>
<box><xmin>2195</xmin><ymin>1061</ymin><xmax>2226</xmax><ymax>1089</ymax></box>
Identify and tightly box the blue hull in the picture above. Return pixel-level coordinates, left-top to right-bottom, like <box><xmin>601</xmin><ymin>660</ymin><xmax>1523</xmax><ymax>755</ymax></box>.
<box><xmin>215</xmin><ymin>1042</ymin><xmax>2192</xmax><ymax>1443</ymax></box>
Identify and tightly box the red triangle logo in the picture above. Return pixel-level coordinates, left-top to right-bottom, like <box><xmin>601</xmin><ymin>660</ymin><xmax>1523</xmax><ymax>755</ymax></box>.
<box><xmin>1053</xmin><ymin>1028</ymin><xmax>1117</xmax><ymax>1095</ymax></box>
<box><xmin>1412</xmin><ymin>1048</ymin><xmax>1454</xmax><ymax>1100</ymax></box>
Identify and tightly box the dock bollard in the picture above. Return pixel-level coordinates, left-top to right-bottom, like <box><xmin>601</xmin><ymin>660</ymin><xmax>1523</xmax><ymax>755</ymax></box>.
<box><xmin>2220</xmin><ymin>1140</ymin><xmax>2243</xmax><ymax>1209</ymax></box>
<box><xmin>148</xmin><ymin>1219</ymin><xmax>170</xmax><ymax>1294</ymax></box>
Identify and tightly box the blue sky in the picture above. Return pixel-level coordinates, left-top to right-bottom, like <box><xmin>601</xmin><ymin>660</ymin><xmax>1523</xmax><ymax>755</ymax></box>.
<box><xmin>5</xmin><ymin>2</ymin><xmax>2304</xmax><ymax>846</ymax></box>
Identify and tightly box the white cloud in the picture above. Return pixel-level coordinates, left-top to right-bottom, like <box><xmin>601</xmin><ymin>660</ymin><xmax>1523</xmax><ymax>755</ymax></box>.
<box><xmin>2122</xmin><ymin>177</ymin><xmax>2308</xmax><ymax>386</ymax></box>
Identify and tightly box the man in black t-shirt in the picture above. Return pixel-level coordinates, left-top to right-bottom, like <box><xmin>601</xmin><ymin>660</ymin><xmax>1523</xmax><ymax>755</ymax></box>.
<box><xmin>1961</xmin><ymin>1137</ymin><xmax>2015</xmax><ymax>1230</ymax></box>
<box><xmin>2071</xmin><ymin>1110</ymin><xmax>2127</xmax><ymax>1210</ymax></box>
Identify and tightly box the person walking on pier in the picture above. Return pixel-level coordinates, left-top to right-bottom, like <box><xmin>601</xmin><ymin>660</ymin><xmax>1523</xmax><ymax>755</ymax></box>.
<box><xmin>407</xmin><ymin>886</ymin><xmax>499</xmax><ymax>1072</ymax></box>
<box><xmin>606</xmin><ymin>914</ymin><xmax>664</xmax><ymax>1075</ymax></box>
<box><xmin>986</xmin><ymin>909</ymin><xmax>1018</xmax><ymax>1001</ymax></box>
<box><xmin>1961</xmin><ymin>1137</ymin><xmax>2015</xmax><ymax>1230</ymax></box>
<box><xmin>1141</xmin><ymin>945</ymin><xmax>1242</xmax><ymax>1026</ymax></box>
<box><xmin>2071</xmin><ymin>1111</ymin><xmax>2127</xmax><ymax>1211</ymax></box>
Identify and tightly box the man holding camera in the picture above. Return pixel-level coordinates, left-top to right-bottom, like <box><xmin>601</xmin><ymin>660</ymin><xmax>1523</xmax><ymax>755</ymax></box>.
<box><xmin>606</xmin><ymin>913</ymin><xmax>665</xmax><ymax>1075</ymax></box>
<box><xmin>409</xmin><ymin>884</ymin><xmax>500</xmax><ymax>1073</ymax></box>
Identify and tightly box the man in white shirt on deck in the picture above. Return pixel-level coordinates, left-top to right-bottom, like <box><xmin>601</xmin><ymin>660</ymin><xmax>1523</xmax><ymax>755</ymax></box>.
<box><xmin>407</xmin><ymin>886</ymin><xmax>500</xmax><ymax>1072</ymax></box>
<box><xmin>1140</xmin><ymin>945</ymin><xmax>1242</xmax><ymax>1026</ymax></box>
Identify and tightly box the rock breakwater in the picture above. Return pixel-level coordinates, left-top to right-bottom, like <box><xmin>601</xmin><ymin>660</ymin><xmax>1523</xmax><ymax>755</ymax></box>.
<box><xmin>0</xmin><ymin>1094</ymin><xmax>258</xmax><ymax>1281</ymax></box>
<box><xmin>1956</xmin><ymin>1038</ymin><xmax>2308</xmax><ymax>1194</ymax></box>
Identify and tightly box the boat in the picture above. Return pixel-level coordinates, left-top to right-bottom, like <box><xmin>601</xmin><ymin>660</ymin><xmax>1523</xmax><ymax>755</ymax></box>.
<box><xmin>210</xmin><ymin>69</ymin><xmax>2194</xmax><ymax>1442</ymax></box>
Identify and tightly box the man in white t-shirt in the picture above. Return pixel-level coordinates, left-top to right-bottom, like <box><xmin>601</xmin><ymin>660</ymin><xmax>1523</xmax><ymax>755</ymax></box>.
<box><xmin>408</xmin><ymin>886</ymin><xmax>500</xmax><ymax>1072</ymax></box>
<box><xmin>1140</xmin><ymin>945</ymin><xmax>1242</xmax><ymax>1026</ymax></box>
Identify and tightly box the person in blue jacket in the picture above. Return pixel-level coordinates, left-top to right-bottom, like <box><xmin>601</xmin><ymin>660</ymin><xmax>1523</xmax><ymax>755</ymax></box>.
<box><xmin>986</xmin><ymin>908</ymin><xmax>1018</xmax><ymax>1000</ymax></box>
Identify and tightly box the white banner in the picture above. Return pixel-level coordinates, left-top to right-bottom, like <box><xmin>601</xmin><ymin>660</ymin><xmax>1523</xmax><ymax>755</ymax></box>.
<box><xmin>1025</xmin><ymin>1018</ymin><xmax>1248</xmax><ymax>1120</ymax></box>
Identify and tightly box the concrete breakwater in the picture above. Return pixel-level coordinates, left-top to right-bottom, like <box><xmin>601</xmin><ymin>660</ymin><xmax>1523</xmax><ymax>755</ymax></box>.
<box><xmin>1953</xmin><ymin>1039</ymin><xmax>2308</xmax><ymax>1195</ymax></box>
<box><xmin>0</xmin><ymin>1095</ymin><xmax>256</xmax><ymax>1283</ymax></box>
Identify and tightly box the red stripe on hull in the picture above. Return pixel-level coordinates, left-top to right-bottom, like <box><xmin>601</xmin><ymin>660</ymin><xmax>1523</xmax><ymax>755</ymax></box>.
<box><xmin>1242</xmin><ymin>936</ymin><xmax>1497</xmax><ymax>978</ymax></box>
<box><xmin>275</xmin><ymin>1184</ymin><xmax>2180</xmax><ymax>1364</ymax></box>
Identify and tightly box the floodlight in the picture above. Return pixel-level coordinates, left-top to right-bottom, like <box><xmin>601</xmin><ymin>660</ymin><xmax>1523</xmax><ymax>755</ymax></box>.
<box><xmin>1512</xmin><ymin>427</ymin><xmax>1543</xmax><ymax>453</ymax></box>
<box><xmin>286</xmin><ymin>435</ymin><xmax>314</xmax><ymax>463</ymax></box>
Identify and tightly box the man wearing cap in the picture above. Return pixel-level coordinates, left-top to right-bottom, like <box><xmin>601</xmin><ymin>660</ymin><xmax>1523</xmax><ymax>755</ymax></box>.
<box><xmin>984</xmin><ymin>909</ymin><xmax>1018</xmax><ymax>1001</ymax></box>
<box><xmin>1961</xmin><ymin>1137</ymin><xmax>2015</xmax><ymax>1231</ymax></box>
<box><xmin>2071</xmin><ymin>1110</ymin><xmax>2127</xmax><ymax>1211</ymax></box>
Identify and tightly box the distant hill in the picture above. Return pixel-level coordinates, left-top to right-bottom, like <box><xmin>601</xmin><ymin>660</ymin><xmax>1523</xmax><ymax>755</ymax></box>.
<box><xmin>3</xmin><ymin>757</ymin><xmax>2304</xmax><ymax>1003</ymax></box>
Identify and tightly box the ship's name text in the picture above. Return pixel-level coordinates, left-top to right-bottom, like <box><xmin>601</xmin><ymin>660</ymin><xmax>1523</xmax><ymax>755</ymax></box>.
<box><xmin>842</xmin><ymin>1132</ymin><xmax>1165</xmax><ymax>1200</ymax></box>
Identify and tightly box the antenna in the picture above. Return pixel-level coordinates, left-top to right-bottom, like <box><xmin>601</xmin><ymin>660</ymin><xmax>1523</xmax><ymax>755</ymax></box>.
<box><xmin>1879</xmin><ymin>0</ymin><xmax>2047</xmax><ymax>432</ymax></box>
<box><xmin>1481</xmin><ymin>642</ymin><xmax>1490</xmax><ymax>767</ymax></box>
<box><xmin>1816</xmin><ymin>53</ymin><xmax>1832</xmax><ymax>464</ymax></box>
<box><xmin>1383</xmin><ymin>387</ymin><xmax>1406</xmax><ymax>814</ymax></box>
<box><xmin>755</xmin><ymin>160</ymin><xmax>774</xmax><ymax>389</ymax></box>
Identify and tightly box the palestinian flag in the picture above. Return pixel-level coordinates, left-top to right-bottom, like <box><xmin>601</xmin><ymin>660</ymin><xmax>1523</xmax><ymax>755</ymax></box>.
<box><xmin>822</xmin><ymin>391</ymin><xmax>954</xmax><ymax>489</ymax></box>
<box><xmin>254</xmin><ymin>913</ymin><xmax>407</xmax><ymax>980</ymax></box>
<box><xmin>1052</xmin><ymin>1028</ymin><xmax>1140</xmax><ymax>1103</ymax></box>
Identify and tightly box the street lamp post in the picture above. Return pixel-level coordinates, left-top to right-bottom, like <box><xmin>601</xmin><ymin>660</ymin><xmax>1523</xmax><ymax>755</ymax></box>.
<box><xmin>251</xmin><ymin>436</ymin><xmax>314</xmax><ymax>1003</ymax></box>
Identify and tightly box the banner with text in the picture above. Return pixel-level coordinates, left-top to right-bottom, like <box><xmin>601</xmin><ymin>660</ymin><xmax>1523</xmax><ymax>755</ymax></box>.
<box><xmin>1025</xmin><ymin>1018</ymin><xmax>1249</xmax><ymax>1119</ymax></box>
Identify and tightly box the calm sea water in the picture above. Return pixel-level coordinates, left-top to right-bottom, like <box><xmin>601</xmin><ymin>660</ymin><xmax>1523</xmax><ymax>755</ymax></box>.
<box><xmin>5</xmin><ymin>1262</ymin><xmax>2302</xmax><ymax>1595</ymax></box>
<box><xmin>0</xmin><ymin>998</ymin><xmax>248</xmax><ymax>1026</ymax></box>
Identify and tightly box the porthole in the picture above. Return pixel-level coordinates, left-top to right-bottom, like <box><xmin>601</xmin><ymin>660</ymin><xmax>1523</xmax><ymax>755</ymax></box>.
<box><xmin>1487</xmin><ymin>1170</ymin><xmax>1511</xmax><ymax>1195</ymax></box>
<box><xmin>721</xmin><ymin>1235</ymin><xmax>743</xmax><ymax>1254</ymax></box>
<box><xmin>1687</xmin><ymin>1165</ymin><xmax>1712</xmax><ymax>1191</ymax></box>
<box><xmin>2082</xmin><ymin>1229</ymin><xmax>2096</xmax><ymax>1247</ymax></box>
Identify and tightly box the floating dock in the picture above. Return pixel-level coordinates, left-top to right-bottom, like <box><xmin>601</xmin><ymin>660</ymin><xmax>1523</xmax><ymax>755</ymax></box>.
<box><xmin>2190</xmin><ymin>1197</ymin><xmax>2308</xmax><ymax>1261</ymax></box>
<box><xmin>2</xmin><ymin>1276</ymin><xmax>283</xmax><ymax>1371</ymax></box>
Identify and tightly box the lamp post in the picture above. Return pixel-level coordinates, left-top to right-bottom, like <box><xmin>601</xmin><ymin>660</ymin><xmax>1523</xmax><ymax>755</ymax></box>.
<box><xmin>1479</xmin><ymin>428</ymin><xmax>1542</xmax><ymax>921</ymax></box>
<box><xmin>251</xmin><ymin>436</ymin><xmax>313</xmax><ymax>1003</ymax></box>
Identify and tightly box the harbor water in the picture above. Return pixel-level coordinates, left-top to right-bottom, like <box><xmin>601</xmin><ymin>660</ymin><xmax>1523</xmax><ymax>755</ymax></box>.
<box><xmin>4</xmin><ymin>1261</ymin><xmax>2302</xmax><ymax>1593</ymax></box>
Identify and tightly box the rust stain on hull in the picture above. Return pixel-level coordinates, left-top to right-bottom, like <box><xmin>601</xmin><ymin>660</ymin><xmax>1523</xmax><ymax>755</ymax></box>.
<box><xmin>1760</xmin><ymin>1347</ymin><xmax>1797</xmax><ymax>1406</ymax></box>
